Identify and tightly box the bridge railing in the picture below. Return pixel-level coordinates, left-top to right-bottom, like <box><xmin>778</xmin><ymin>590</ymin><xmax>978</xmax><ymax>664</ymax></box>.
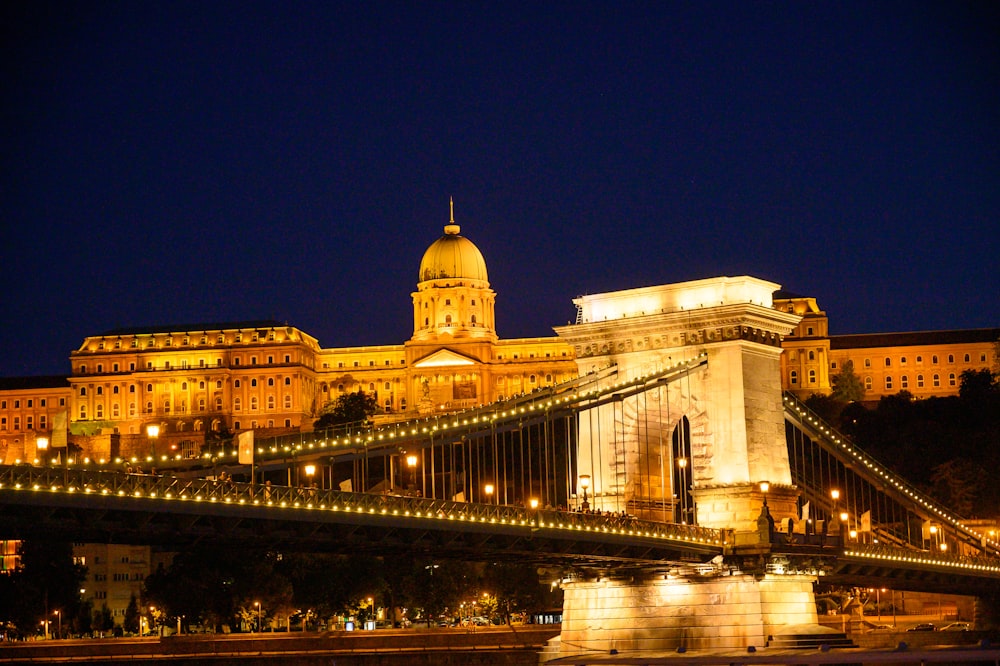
<box><xmin>0</xmin><ymin>464</ymin><xmax>728</xmax><ymax>548</ymax></box>
<box><xmin>783</xmin><ymin>392</ymin><xmax>998</xmax><ymax>556</ymax></box>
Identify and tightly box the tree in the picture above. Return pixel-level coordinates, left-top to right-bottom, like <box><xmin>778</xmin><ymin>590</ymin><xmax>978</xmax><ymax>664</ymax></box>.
<box><xmin>0</xmin><ymin>540</ymin><xmax>87</xmax><ymax>638</ymax></box>
<box><xmin>830</xmin><ymin>360</ymin><xmax>865</xmax><ymax>403</ymax></box>
<box><xmin>94</xmin><ymin>604</ymin><xmax>114</xmax><ymax>635</ymax></box>
<box><xmin>124</xmin><ymin>595</ymin><xmax>140</xmax><ymax>635</ymax></box>
<box><xmin>314</xmin><ymin>389</ymin><xmax>378</xmax><ymax>430</ymax></box>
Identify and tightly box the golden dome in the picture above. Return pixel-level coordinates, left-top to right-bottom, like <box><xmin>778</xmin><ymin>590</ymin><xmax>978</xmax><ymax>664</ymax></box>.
<box><xmin>418</xmin><ymin>204</ymin><xmax>489</xmax><ymax>283</ymax></box>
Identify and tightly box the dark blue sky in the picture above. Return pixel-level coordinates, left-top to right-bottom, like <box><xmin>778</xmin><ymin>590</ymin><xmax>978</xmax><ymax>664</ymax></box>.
<box><xmin>3</xmin><ymin>1</ymin><xmax>998</xmax><ymax>376</ymax></box>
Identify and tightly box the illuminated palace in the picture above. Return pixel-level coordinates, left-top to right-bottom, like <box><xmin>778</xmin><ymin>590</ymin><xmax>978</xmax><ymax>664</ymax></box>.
<box><xmin>0</xmin><ymin>209</ymin><xmax>997</xmax><ymax>466</ymax></box>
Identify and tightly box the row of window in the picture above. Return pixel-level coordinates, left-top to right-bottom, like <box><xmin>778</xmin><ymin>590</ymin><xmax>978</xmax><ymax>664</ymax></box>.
<box><xmin>79</xmin><ymin>352</ymin><xmax>296</xmax><ymax>374</ymax></box>
<box><xmin>0</xmin><ymin>415</ymin><xmax>47</xmax><ymax>431</ymax></box>
<box><xmin>76</xmin><ymin>392</ymin><xmax>298</xmax><ymax>420</ymax></box>
<box><xmin>855</xmin><ymin>352</ymin><xmax>988</xmax><ymax>369</ymax></box>
<box><xmin>869</xmin><ymin>374</ymin><xmax>956</xmax><ymax>391</ymax></box>
<box><xmin>789</xmin><ymin>370</ymin><xmax>962</xmax><ymax>391</ymax></box>
<box><xmin>78</xmin><ymin>376</ymin><xmax>295</xmax><ymax>398</ymax></box>
<box><xmin>0</xmin><ymin>397</ymin><xmax>63</xmax><ymax>409</ymax></box>
<box><xmin>94</xmin><ymin>330</ymin><xmax>282</xmax><ymax>350</ymax></box>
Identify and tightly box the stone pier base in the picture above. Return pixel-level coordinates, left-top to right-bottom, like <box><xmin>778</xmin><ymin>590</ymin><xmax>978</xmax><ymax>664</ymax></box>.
<box><xmin>559</xmin><ymin>573</ymin><xmax>818</xmax><ymax>653</ymax></box>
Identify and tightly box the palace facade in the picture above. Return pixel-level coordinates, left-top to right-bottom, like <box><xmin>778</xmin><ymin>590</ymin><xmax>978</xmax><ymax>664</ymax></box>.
<box><xmin>0</xmin><ymin>214</ymin><xmax>997</xmax><ymax>467</ymax></box>
<box><xmin>776</xmin><ymin>293</ymin><xmax>998</xmax><ymax>401</ymax></box>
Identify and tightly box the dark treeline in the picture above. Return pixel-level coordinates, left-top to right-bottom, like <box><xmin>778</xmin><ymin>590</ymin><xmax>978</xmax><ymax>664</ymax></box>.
<box><xmin>806</xmin><ymin>368</ymin><xmax>1000</xmax><ymax>517</ymax></box>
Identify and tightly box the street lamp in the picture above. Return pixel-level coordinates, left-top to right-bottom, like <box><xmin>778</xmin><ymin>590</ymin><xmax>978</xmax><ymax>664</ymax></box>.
<box><xmin>406</xmin><ymin>454</ymin><xmax>418</xmax><ymax>493</ymax></box>
<box><xmin>759</xmin><ymin>481</ymin><xmax>770</xmax><ymax>507</ymax></box>
<box><xmin>484</xmin><ymin>483</ymin><xmax>494</xmax><ymax>504</ymax></box>
<box><xmin>254</xmin><ymin>601</ymin><xmax>262</xmax><ymax>632</ymax></box>
<box><xmin>677</xmin><ymin>457</ymin><xmax>689</xmax><ymax>523</ymax></box>
<box><xmin>579</xmin><ymin>474</ymin><xmax>591</xmax><ymax>511</ymax></box>
<box><xmin>54</xmin><ymin>610</ymin><xmax>61</xmax><ymax>640</ymax></box>
<box><xmin>36</xmin><ymin>436</ymin><xmax>49</xmax><ymax>464</ymax></box>
<box><xmin>146</xmin><ymin>424</ymin><xmax>160</xmax><ymax>460</ymax></box>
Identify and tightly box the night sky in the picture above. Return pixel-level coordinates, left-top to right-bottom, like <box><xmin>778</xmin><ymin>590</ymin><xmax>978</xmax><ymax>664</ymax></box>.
<box><xmin>3</xmin><ymin>1</ymin><xmax>998</xmax><ymax>377</ymax></box>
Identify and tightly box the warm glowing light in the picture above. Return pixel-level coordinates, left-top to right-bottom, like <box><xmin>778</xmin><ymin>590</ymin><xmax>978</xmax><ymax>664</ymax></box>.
<box><xmin>304</xmin><ymin>464</ymin><xmax>316</xmax><ymax>477</ymax></box>
<box><xmin>830</xmin><ymin>489</ymin><xmax>840</xmax><ymax>501</ymax></box>
<box><xmin>146</xmin><ymin>424</ymin><xmax>160</xmax><ymax>438</ymax></box>
<box><xmin>579</xmin><ymin>474</ymin><xmax>591</xmax><ymax>490</ymax></box>
<box><xmin>36</xmin><ymin>437</ymin><xmax>49</xmax><ymax>451</ymax></box>
<box><xmin>406</xmin><ymin>455</ymin><xmax>418</xmax><ymax>468</ymax></box>
<box><xmin>759</xmin><ymin>481</ymin><xmax>770</xmax><ymax>494</ymax></box>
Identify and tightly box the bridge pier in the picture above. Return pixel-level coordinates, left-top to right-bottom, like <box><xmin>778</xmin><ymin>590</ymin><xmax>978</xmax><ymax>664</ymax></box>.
<box><xmin>557</xmin><ymin>572</ymin><xmax>818</xmax><ymax>654</ymax></box>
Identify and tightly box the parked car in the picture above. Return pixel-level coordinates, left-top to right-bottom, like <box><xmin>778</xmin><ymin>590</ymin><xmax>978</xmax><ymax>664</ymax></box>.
<box><xmin>906</xmin><ymin>623</ymin><xmax>936</xmax><ymax>632</ymax></box>
<box><xmin>940</xmin><ymin>622</ymin><xmax>972</xmax><ymax>631</ymax></box>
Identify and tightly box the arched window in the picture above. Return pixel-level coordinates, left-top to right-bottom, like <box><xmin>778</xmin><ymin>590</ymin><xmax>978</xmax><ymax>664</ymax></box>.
<box><xmin>198</xmin><ymin>398</ymin><xmax>205</xmax><ymax>411</ymax></box>
<box><xmin>808</xmin><ymin>351</ymin><xmax>815</xmax><ymax>361</ymax></box>
<box><xmin>96</xmin><ymin>386</ymin><xmax>103</xmax><ymax>396</ymax></box>
<box><xmin>113</xmin><ymin>385</ymin><xmax>119</xmax><ymax>394</ymax></box>
<box><xmin>181</xmin><ymin>382</ymin><xmax>188</xmax><ymax>390</ymax></box>
<box><xmin>234</xmin><ymin>398</ymin><xmax>242</xmax><ymax>411</ymax></box>
<box><xmin>215</xmin><ymin>397</ymin><xmax>223</xmax><ymax>410</ymax></box>
<box><xmin>808</xmin><ymin>369</ymin><xmax>816</xmax><ymax>384</ymax></box>
<box><xmin>251</xmin><ymin>379</ymin><xmax>258</xmax><ymax>387</ymax></box>
<box><xmin>250</xmin><ymin>396</ymin><xmax>258</xmax><ymax>411</ymax></box>
<box><xmin>369</xmin><ymin>382</ymin><xmax>375</xmax><ymax>391</ymax></box>
<box><xmin>216</xmin><ymin>380</ymin><xmax>223</xmax><ymax>389</ymax></box>
<box><xmin>864</xmin><ymin>377</ymin><xmax>873</xmax><ymax>390</ymax></box>
<box><xmin>267</xmin><ymin>378</ymin><xmax>274</xmax><ymax>387</ymax></box>
<box><xmin>267</xmin><ymin>395</ymin><xmax>275</xmax><ymax>410</ymax></box>
<box><xmin>399</xmin><ymin>398</ymin><xmax>407</xmax><ymax>410</ymax></box>
<box><xmin>79</xmin><ymin>405</ymin><xmax>87</xmax><ymax>419</ymax></box>
<box><xmin>444</xmin><ymin>314</ymin><xmax>452</xmax><ymax>325</ymax></box>
<box><xmin>146</xmin><ymin>401</ymin><xmax>153</xmax><ymax>414</ymax></box>
<box><xmin>235</xmin><ymin>380</ymin><xmax>241</xmax><ymax>388</ymax></box>
<box><xmin>471</xmin><ymin>315</ymin><xmax>477</xmax><ymax>326</ymax></box>
<box><xmin>885</xmin><ymin>376</ymin><xmax>893</xmax><ymax>390</ymax></box>
<box><xmin>672</xmin><ymin>416</ymin><xmax>695</xmax><ymax>525</ymax></box>
<box><xmin>79</xmin><ymin>387</ymin><xmax>87</xmax><ymax>397</ymax></box>
<box><xmin>789</xmin><ymin>370</ymin><xmax>798</xmax><ymax>385</ymax></box>
<box><xmin>112</xmin><ymin>404</ymin><xmax>120</xmax><ymax>418</ymax></box>
<box><xmin>129</xmin><ymin>403</ymin><xmax>136</xmax><ymax>417</ymax></box>
<box><xmin>283</xmin><ymin>395</ymin><xmax>292</xmax><ymax>409</ymax></box>
<box><xmin>284</xmin><ymin>377</ymin><xmax>291</xmax><ymax>386</ymax></box>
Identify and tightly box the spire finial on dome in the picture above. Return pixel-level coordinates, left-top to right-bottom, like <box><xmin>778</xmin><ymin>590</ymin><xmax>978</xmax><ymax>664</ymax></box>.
<box><xmin>444</xmin><ymin>197</ymin><xmax>460</xmax><ymax>235</ymax></box>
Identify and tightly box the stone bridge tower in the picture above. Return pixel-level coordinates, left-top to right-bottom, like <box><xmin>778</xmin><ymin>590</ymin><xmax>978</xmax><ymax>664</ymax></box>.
<box><xmin>551</xmin><ymin>276</ymin><xmax>817</xmax><ymax>653</ymax></box>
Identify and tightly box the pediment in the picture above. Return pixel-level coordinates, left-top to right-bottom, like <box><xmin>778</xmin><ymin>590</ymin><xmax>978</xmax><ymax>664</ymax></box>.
<box><xmin>412</xmin><ymin>348</ymin><xmax>478</xmax><ymax>368</ymax></box>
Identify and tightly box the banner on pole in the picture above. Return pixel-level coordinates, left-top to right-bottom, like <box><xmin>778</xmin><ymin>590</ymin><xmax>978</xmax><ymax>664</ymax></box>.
<box><xmin>237</xmin><ymin>431</ymin><xmax>255</xmax><ymax>465</ymax></box>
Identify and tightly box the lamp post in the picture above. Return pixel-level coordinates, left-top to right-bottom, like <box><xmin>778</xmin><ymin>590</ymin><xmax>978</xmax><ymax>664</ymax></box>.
<box><xmin>54</xmin><ymin>610</ymin><xmax>61</xmax><ymax>640</ymax></box>
<box><xmin>484</xmin><ymin>483</ymin><xmax>494</xmax><ymax>504</ymax></box>
<box><xmin>254</xmin><ymin>601</ymin><xmax>262</xmax><ymax>632</ymax></box>
<box><xmin>677</xmin><ymin>457</ymin><xmax>688</xmax><ymax>523</ymax></box>
<box><xmin>579</xmin><ymin>474</ymin><xmax>590</xmax><ymax>511</ymax></box>
<box><xmin>146</xmin><ymin>424</ymin><xmax>160</xmax><ymax>461</ymax></box>
<box><xmin>406</xmin><ymin>454</ymin><xmax>418</xmax><ymax>494</ymax></box>
<box><xmin>36</xmin><ymin>436</ymin><xmax>48</xmax><ymax>465</ymax></box>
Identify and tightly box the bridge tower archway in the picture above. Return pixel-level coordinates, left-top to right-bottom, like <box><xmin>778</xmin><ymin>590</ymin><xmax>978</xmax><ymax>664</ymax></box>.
<box><xmin>553</xmin><ymin>276</ymin><xmax>817</xmax><ymax>652</ymax></box>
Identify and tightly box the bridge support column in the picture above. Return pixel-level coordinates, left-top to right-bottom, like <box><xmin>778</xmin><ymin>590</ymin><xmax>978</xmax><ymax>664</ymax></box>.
<box><xmin>557</xmin><ymin>573</ymin><xmax>818</xmax><ymax>654</ymax></box>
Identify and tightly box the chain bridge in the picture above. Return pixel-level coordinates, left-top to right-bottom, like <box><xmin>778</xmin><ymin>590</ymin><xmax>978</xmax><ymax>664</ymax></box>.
<box><xmin>2</xmin><ymin>277</ymin><xmax>998</xmax><ymax>653</ymax></box>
